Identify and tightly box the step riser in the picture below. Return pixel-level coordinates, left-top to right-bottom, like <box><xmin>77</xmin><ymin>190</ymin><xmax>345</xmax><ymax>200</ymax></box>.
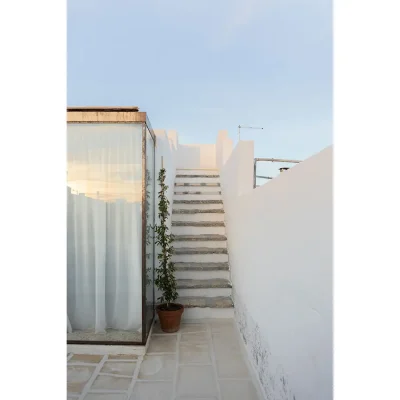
<box><xmin>181</xmin><ymin>308</ymin><xmax>234</xmax><ymax>319</ymax></box>
<box><xmin>173</xmin><ymin>241</ymin><xmax>227</xmax><ymax>249</ymax></box>
<box><xmin>172</xmin><ymin>214</ymin><xmax>225</xmax><ymax>222</ymax></box>
<box><xmin>172</xmin><ymin>226</ymin><xmax>226</xmax><ymax>235</ymax></box>
<box><xmin>172</xmin><ymin>254</ymin><xmax>229</xmax><ymax>263</ymax></box>
<box><xmin>174</xmin><ymin>186</ymin><xmax>221</xmax><ymax>193</ymax></box>
<box><xmin>178</xmin><ymin>288</ymin><xmax>232</xmax><ymax>297</ymax></box>
<box><xmin>175</xmin><ymin>177</ymin><xmax>220</xmax><ymax>184</ymax></box>
<box><xmin>174</xmin><ymin>194</ymin><xmax>222</xmax><ymax>201</ymax></box>
<box><xmin>173</xmin><ymin>203</ymin><xmax>223</xmax><ymax>210</ymax></box>
<box><xmin>175</xmin><ymin>270</ymin><xmax>230</xmax><ymax>280</ymax></box>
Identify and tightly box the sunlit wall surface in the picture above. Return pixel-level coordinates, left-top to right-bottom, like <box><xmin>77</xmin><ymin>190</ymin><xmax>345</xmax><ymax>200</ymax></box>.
<box><xmin>67</xmin><ymin>122</ymin><xmax>155</xmax><ymax>344</ymax></box>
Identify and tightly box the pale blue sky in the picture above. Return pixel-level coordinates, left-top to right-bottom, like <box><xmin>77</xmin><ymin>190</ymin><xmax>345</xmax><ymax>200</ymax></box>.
<box><xmin>68</xmin><ymin>0</ymin><xmax>332</xmax><ymax>179</ymax></box>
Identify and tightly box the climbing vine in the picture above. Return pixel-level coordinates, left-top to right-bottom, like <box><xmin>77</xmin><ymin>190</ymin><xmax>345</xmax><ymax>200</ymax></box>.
<box><xmin>154</xmin><ymin>168</ymin><xmax>178</xmax><ymax>308</ymax></box>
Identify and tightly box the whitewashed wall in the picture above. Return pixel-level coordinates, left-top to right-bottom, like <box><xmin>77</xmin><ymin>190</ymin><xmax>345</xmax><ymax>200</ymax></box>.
<box><xmin>220</xmin><ymin>141</ymin><xmax>333</xmax><ymax>400</ymax></box>
<box><xmin>176</xmin><ymin>143</ymin><xmax>217</xmax><ymax>169</ymax></box>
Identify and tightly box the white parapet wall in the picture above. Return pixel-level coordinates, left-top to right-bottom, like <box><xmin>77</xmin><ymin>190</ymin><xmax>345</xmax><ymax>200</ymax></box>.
<box><xmin>176</xmin><ymin>143</ymin><xmax>217</xmax><ymax>169</ymax></box>
<box><xmin>220</xmin><ymin>135</ymin><xmax>333</xmax><ymax>400</ymax></box>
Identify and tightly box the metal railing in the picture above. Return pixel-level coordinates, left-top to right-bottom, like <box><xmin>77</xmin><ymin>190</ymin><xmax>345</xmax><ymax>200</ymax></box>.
<box><xmin>253</xmin><ymin>157</ymin><xmax>302</xmax><ymax>188</ymax></box>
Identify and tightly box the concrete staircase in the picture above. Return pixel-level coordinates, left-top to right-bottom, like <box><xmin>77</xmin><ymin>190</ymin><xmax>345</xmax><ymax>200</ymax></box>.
<box><xmin>172</xmin><ymin>169</ymin><xmax>234</xmax><ymax>319</ymax></box>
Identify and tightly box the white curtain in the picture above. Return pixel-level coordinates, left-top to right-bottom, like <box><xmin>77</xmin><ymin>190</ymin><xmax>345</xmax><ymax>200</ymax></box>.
<box><xmin>67</xmin><ymin>124</ymin><xmax>143</xmax><ymax>333</ymax></box>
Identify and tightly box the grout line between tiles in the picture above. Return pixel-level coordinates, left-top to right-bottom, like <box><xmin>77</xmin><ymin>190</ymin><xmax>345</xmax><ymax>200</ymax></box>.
<box><xmin>77</xmin><ymin>354</ymin><xmax>108</xmax><ymax>400</ymax></box>
<box><xmin>126</xmin><ymin>354</ymin><xmax>144</xmax><ymax>400</ymax></box>
<box><xmin>208</xmin><ymin>322</ymin><xmax>223</xmax><ymax>400</ymax></box>
<box><xmin>68</xmin><ymin>362</ymin><xmax>101</xmax><ymax>367</ymax></box>
<box><xmin>170</xmin><ymin>326</ymin><xmax>181</xmax><ymax>400</ymax></box>
<box><xmin>86</xmin><ymin>389</ymin><xmax>128</xmax><ymax>394</ymax></box>
<box><xmin>97</xmin><ymin>373</ymin><xmax>135</xmax><ymax>379</ymax></box>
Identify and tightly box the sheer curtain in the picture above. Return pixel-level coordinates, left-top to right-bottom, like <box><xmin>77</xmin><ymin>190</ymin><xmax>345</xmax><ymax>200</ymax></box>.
<box><xmin>67</xmin><ymin>124</ymin><xmax>143</xmax><ymax>333</ymax></box>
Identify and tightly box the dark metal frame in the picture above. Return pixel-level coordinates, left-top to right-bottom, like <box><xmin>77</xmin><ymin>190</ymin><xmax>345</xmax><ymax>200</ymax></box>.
<box><xmin>253</xmin><ymin>157</ymin><xmax>302</xmax><ymax>188</ymax></box>
<box><xmin>67</xmin><ymin>110</ymin><xmax>156</xmax><ymax>346</ymax></box>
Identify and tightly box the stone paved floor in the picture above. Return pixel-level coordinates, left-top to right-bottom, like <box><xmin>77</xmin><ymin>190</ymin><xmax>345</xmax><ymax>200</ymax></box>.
<box><xmin>67</xmin><ymin>319</ymin><xmax>263</xmax><ymax>400</ymax></box>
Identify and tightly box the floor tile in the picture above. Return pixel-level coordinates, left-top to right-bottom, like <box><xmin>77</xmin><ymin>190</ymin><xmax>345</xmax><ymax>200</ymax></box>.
<box><xmin>85</xmin><ymin>394</ymin><xmax>127</xmax><ymax>400</ymax></box>
<box><xmin>210</xmin><ymin>320</ymin><xmax>235</xmax><ymax>334</ymax></box>
<box><xmin>147</xmin><ymin>334</ymin><xmax>177</xmax><ymax>353</ymax></box>
<box><xmin>91</xmin><ymin>374</ymin><xmax>132</xmax><ymax>390</ymax></box>
<box><xmin>130</xmin><ymin>381</ymin><xmax>173</xmax><ymax>400</ymax></box>
<box><xmin>108</xmin><ymin>354</ymin><xmax>139</xmax><ymax>360</ymax></box>
<box><xmin>215</xmin><ymin>352</ymin><xmax>250</xmax><ymax>379</ymax></box>
<box><xmin>181</xmin><ymin>331</ymin><xmax>209</xmax><ymax>343</ymax></box>
<box><xmin>100</xmin><ymin>361</ymin><xmax>136</xmax><ymax>376</ymax></box>
<box><xmin>67</xmin><ymin>365</ymin><xmax>96</xmax><ymax>394</ymax></box>
<box><xmin>219</xmin><ymin>379</ymin><xmax>260</xmax><ymax>400</ymax></box>
<box><xmin>138</xmin><ymin>354</ymin><xmax>176</xmax><ymax>380</ymax></box>
<box><xmin>180</xmin><ymin>323</ymin><xmax>208</xmax><ymax>333</ymax></box>
<box><xmin>179</xmin><ymin>342</ymin><xmax>212</xmax><ymax>364</ymax></box>
<box><xmin>175</xmin><ymin>397</ymin><xmax>217</xmax><ymax>400</ymax></box>
<box><xmin>176</xmin><ymin>365</ymin><xmax>218</xmax><ymax>397</ymax></box>
<box><xmin>212</xmin><ymin>332</ymin><xmax>241</xmax><ymax>355</ymax></box>
<box><xmin>69</xmin><ymin>354</ymin><xmax>104</xmax><ymax>363</ymax></box>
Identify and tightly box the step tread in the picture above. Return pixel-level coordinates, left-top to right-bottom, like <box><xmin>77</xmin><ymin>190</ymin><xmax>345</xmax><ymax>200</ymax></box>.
<box><xmin>172</xmin><ymin>221</ymin><xmax>225</xmax><ymax>227</ymax></box>
<box><xmin>174</xmin><ymin>200</ymin><xmax>223</xmax><ymax>204</ymax></box>
<box><xmin>177</xmin><ymin>278</ymin><xmax>232</xmax><ymax>289</ymax></box>
<box><xmin>173</xmin><ymin>209</ymin><xmax>224</xmax><ymax>214</ymax></box>
<box><xmin>178</xmin><ymin>296</ymin><xmax>233</xmax><ymax>308</ymax></box>
<box><xmin>175</xmin><ymin>183</ymin><xmax>220</xmax><ymax>187</ymax></box>
<box><xmin>175</xmin><ymin>262</ymin><xmax>229</xmax><ymax>271</ymax></box>
<box><xmin>174</xmin><ymin>234</ymin><xmax>227</xmax><ymax>241</ymax></box>
<box><xmin>176</xmin><ymin>174</ymin><xmax>220</xmax><ymax>178</ymax></box>
<box><xmin>174</xmin><ymin>247</ymin><xmax>227</xmax><ymax>254</ymax></box>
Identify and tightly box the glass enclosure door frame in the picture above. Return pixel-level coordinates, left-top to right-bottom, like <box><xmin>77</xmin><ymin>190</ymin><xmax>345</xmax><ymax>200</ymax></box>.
<box><xmin>67</xmin><ymin>107</ymin><xmax>156</xmax><ymax>346</ymax></box>
<box><xmin>141</xmin><ymin>119</ymin><xmax>156</xmax><ymax>344</ymax></box>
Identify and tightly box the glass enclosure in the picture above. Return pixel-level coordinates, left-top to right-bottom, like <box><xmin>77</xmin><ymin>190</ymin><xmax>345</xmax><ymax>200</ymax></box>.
<box><xmin>67</xmin><ymin>110</ymin><xmax>156</xmax><ymax>345</ymax></box>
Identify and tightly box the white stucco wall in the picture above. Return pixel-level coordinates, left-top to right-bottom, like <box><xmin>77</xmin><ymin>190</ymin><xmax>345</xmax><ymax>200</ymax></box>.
<box><xmin>176</xmin><ymin>143</ymin><xmax>217</xmax><ymax>169</ymax></box>
<box><xmin>221</xmin><ymin>144</ymin><xmax>333</xmax><ymax>400</ymax></box>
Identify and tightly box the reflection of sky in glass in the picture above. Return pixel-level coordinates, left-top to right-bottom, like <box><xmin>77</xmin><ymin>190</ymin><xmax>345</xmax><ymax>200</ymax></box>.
<box><xmin>67</xmin><ymin>123</ymin><xmax>143</xmax><ymax>202</ymax></box>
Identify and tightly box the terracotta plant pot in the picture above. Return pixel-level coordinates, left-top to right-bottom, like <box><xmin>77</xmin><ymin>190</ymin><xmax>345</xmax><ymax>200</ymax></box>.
<box><xmin>156</xmin><ymin>303</ymin><xmax>184</xmax><ymax>333</ymax></box>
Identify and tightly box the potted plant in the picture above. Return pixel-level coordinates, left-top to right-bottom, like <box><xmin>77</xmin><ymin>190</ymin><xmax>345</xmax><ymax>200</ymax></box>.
<box><xmin>154</xmin><ymin>167</ymin><xmax>184</xmax><ymax>332</ymax></box>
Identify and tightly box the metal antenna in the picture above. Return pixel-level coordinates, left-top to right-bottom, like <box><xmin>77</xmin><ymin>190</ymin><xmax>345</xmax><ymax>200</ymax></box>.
<box><xmin>238</xmin><ymin>125</ymin><xmax>263</xmax><ymax>141</ymax></box>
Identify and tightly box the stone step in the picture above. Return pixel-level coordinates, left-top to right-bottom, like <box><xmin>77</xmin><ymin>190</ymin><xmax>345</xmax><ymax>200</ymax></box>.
<box><xmin>174</xmin><ymin>191</ymin><xmax>221</xmax><ymax>196</ymax></box>
<box><xmin>173</xmin><ymin>203</ymin><xmax>224</xmax><ymax>211</ymax></box>
<box><xmin>175</xmin><ymin>182</ymin><xmax>220</xmax><ymax>187</ymax></box>
<box><xmin>174</xmin><ymin>200</ymin><xmax>223</xmax><ymax>204</ymax></box>
<box><xmin>172</xmin><ymin>213</ymin><xmax>224</xmax><ymax>222</ymax></box>
<box><xmin>172</xmin><ymin>209</ymin><xmax>224</xmax><ymax>214</ymax></box>
<box><xmin>174</xmin><ymin>240</ymin><xmax>227</xmax><ymax>249</ymax></box>
<box><xmin>176</xmin><ymin>269</ymin><xmax>229</xmax><ymax>280</ymax></box>
<box><xmin>176</xmin><ymin>174</ymin><xmax>220</xmax><ymax>178</ymax></box>
<box><xmin>173</xmin><ymin>253</ymin><xmax>228</xmax><ymax>263</ymax></box>
<box><xmin>172</xmin><ymin>225</ymin><xmax>226</xmax><ymax>235</ymax></box>
<box><xmin>174</xmin><ymin>262</ymin><xmax>229</xmax><ymax>271</ymax></box>
<box><xmin>177</xmin><ymin>279</ymin><xmax>232</xmax><ymax>289</ymax></box>
<box><xmin>178</xmin><ymin>296</ymin><xmax>234</xmax><ymax>308</ymax></box>
<box><xmin>172</xmin><ymin>221</ymin><xmax>225</xmax><ymax>227</ymax></box>
<box><xmin>175</xmin><ymin>177</ymin><xmax>220</xmax><ymax>185</ymax></box>
<box><xmin>174</xmin><ymin>247</ymin><xmax>227</xmax><ymax>255</ymax></box>
<box><xmin>174</xmin><ymin>234</ymin><xmax>227</xmax><ymax>241</ymax></box>
<box><xmin>175</xmin><ymin>187</ymin><xmax>221</xmax><ymax>194</ymax></box>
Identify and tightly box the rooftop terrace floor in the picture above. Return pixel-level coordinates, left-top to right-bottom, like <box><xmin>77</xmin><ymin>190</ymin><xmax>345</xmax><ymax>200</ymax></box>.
<box><xmin>67</xmin><ymin>318</ymin><xmax>263</xmax><ymax>399</ymax></box>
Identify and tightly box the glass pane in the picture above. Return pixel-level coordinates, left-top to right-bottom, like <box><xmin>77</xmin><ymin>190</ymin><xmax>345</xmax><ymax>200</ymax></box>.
<box><xmin>145</xmin><ymin>127</ymin><xmax>155</xmax><ymax>338</ymax></box>
<box><xmin>67</xmin><ymin>123</ymin><xmax>143</xmax><ymax>343</ymax></box>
